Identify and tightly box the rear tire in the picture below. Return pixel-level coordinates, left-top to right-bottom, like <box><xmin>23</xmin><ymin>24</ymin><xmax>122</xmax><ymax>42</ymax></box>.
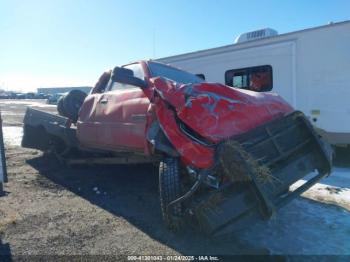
<box><xmin>159</xmin><ymin>157</ymin><xmax>183</xmax><ymax>230</ymax></box>
<box><xmin>62</xmin><ymin>90</ymin><xmax>87</xmax><ymax>122</ymax></box>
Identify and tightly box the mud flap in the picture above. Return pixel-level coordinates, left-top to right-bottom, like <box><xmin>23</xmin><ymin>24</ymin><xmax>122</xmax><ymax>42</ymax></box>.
<box><xmin>193</xmin><ymin>111</ymin><xmax>332</xmax><ymax>235</ymax></box>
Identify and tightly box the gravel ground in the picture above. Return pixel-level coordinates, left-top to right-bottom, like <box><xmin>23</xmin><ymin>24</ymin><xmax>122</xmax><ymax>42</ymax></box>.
<box><xmin>0</xmin><ymin>99</ymin><xmax>349</xmax><ymax>259</ymax></box>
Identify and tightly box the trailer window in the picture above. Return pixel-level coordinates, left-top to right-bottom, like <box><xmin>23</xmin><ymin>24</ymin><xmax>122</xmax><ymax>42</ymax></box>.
<box><xmin>225</xmin><ymin>65</ymin><xmax>272</xmax><ymax>92</ymax></box>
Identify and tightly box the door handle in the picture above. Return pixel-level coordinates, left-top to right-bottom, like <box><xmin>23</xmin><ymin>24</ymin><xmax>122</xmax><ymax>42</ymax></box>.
<box><xmin>100</xmin><ymin>99</ymin><xmax>108</xmax><ymax>104</ymax></box>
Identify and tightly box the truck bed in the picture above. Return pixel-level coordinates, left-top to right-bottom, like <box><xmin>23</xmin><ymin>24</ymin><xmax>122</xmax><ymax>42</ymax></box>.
<box><xmin>21</xmin><ymin>107</ymin><xmax>160</xmax><ymax>164</ymax></box>
<box><xmin>22</xmin><ymin>108</ymin><xmax>78</xmax><ymax>151</ymax></box>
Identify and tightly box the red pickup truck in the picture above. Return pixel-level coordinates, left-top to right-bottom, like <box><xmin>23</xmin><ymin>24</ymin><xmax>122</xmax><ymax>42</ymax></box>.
<box><xmin>22</xmin><ymin>60</ymin><xmax>332</xmax><ymax>234</ymax></box>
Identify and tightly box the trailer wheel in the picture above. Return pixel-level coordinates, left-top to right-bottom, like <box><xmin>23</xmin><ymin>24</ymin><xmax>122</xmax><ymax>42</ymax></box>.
<box><xmin>159</xmin><ymin>157</ymin><xmax>183</xmax><ymax>230</ymax></box>
<box><xmin>62</xmin><ymin>90</ymin><xmax>87</xmax><ymax>122</ymax></box>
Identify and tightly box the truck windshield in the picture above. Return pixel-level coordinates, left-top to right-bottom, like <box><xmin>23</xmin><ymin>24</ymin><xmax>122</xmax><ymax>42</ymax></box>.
<box><xmin>148</xmin><ymin>62</ymin><xmax>204</xmax><ymax>84</ymax></box>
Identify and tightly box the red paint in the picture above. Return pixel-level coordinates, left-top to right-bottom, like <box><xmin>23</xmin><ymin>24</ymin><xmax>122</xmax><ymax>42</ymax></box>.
<box><xmin>150</xmin><ymin>77</ymin><xmax>293</xmax><ymax>142</ymax></box>
<box><xmin>77</xmin><ymin>61</ymin><xmax>293</xmax><ymax>169</ymax></box>
<box><xmin>154</xmin><ymin>98</ymin><xmax>215</xmax><ymax>168</ymax></box>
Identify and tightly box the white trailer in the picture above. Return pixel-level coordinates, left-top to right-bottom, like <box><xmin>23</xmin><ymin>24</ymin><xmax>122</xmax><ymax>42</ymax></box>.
<box><xmin>157</xmin><ymin>21</ymin><xmax>350</xmax><ymax>145</ymax></box>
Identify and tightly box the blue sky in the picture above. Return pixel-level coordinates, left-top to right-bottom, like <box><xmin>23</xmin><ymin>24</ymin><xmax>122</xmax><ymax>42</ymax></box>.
<box><xmin>1</xmin><ymin>0</ymin><xmax>349</xmax><ymax>91</ymax></box>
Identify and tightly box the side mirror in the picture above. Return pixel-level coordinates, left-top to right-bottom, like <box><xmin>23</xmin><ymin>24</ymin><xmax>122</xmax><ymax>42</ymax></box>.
<box><xmin>111</xmin><ymin>67</ymin><xmax>147</xmax><ymax>89</ymax></box>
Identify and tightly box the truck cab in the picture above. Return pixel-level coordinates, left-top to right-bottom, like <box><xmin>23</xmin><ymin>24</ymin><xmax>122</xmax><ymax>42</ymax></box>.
<box><xmin>77</xmin><ymin>61</ymin><xmax>204</xmax><ymax>155</ymax></box>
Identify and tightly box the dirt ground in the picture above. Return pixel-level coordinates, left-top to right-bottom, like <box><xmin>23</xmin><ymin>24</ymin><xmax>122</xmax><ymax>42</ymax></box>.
<box><xmin>0</xmin><ymin>99</ymin><xmax>349</xmax><ymax>259</ymax></box>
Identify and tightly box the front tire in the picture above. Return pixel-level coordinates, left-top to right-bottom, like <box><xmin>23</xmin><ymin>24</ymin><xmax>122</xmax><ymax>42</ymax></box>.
<box><xmin>159</xmin><ymin>157</ymin><xmax>183</xmax><ymax>230</ymax></box>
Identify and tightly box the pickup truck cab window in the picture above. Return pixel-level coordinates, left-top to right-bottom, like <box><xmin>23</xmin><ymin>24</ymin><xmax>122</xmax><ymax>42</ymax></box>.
<box><xmin>90</xmin><ymin>70</ymin><xmax>112</xmax><ymax>94</ymax></box>
<box><xmin>109</xmin><ymin>63</ymin><xmax>146</xmax><ymax>91</ymax></box>
<box><xmin>148</xmin><ymin>61</ymin><xmax>204</xmax><ymax>84</ymax></box>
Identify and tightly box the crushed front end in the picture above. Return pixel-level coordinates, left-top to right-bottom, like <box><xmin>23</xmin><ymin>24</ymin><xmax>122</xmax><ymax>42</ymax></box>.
<box><xmin>191</xmin><ymin>111</ymin><xmax>332</xmax><ymax>234</ymax></box>
<box><xmin>150</xmin><ymin>78</ymin><xmax>332</xmax><ymax>234</ymax></box>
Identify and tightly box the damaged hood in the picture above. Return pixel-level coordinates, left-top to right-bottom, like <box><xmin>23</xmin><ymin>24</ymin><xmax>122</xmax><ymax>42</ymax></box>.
<box><xmin>151</xmin><ymin>77</ymin><xmax>293</xmax><ymax>143</ymax></box>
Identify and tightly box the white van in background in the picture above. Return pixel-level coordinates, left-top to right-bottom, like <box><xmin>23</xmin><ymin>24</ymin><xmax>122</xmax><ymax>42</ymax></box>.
<box><xmin>157</xmin><ymin>21</ymin><xmax>350</xmax><ymax>146</ymax></box>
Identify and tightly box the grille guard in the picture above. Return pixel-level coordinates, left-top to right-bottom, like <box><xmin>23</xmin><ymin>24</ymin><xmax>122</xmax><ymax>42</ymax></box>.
<box><xmin>193</xmin><ymin>111</ymin><xmax>332</xmax><ymax>235</ymax></box>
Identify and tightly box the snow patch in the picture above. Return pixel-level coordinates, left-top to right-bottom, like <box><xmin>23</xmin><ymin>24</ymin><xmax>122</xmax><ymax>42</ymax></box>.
<box><xmin>2</xmin><ymin>126</ymin><xmax>23</xmax><ymax>146</ymax></box>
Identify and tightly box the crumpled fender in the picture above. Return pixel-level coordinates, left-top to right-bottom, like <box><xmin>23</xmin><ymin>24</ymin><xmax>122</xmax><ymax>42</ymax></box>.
<box><xmin>153</xmin><ymin>98</ymin><xmax>215</xmax><ymax>168</ymax></box>
<box><xmin>150</xmin><ymin>77</ymin><xmax>293</xmax><ymax>169</ymax></box>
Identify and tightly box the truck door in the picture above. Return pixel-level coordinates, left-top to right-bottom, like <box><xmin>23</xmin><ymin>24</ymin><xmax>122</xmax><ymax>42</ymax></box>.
<box><xmin>77</xmin><ymin>71</ymin><xmax>111</xmax><ymax>148</ymax></box>
<box><xmin>94</xmin><ymin>63</ymin><xmax>150</xmax><ymax>152</ymax></box>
